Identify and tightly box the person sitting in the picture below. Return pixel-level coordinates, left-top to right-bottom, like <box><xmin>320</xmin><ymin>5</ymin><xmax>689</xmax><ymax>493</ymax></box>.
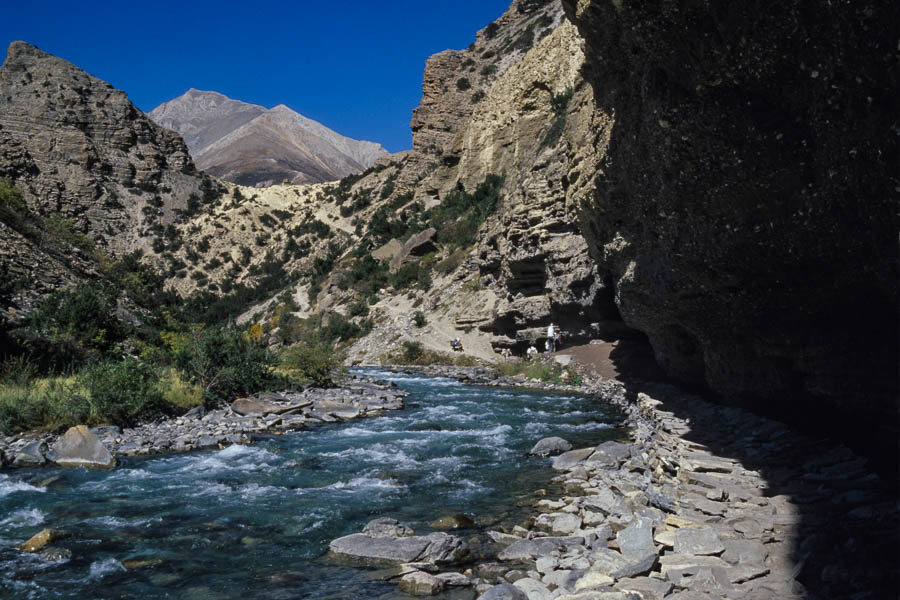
<box><xmin>450</xmin><ymin>338</ymin><xmax>464</xmax><ymax>352</ymax></box>
<box><xmin>526</xmin><ymin>345</ymin><xmax>538</xmax><ymax>359</ymax></box>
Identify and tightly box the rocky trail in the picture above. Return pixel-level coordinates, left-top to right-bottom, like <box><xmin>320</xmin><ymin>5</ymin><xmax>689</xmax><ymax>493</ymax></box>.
<box><xmin>328</xmin><ymin>367</ymin><xmax>899</xmax><ymax>599</ymax></box>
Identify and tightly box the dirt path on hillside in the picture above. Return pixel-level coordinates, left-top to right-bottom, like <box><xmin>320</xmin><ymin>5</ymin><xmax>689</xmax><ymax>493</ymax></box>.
<box><xmin>551</xmin><ymin>339</ymin><xmax>668</xmax><ymax>382</ymax></box>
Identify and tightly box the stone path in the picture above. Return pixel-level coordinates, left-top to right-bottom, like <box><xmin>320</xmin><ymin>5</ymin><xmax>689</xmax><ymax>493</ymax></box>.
<box><xmin>337</xmin><ymin>370</ymin><xmax>898</xmax><ymax>599</ymax></box>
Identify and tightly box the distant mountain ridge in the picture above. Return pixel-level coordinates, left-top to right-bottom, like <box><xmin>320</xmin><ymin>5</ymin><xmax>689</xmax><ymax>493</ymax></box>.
<box><xmin>149</xmin><ymin>90</ymin><xmax>388</xmax><ymax>187</ymax></box>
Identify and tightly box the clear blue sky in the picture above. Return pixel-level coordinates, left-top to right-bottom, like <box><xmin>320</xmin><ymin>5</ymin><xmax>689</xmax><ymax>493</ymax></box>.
<box><xmin>0</xmin><ymin>0</ymin><xmax>514</xmax><ymax>153</ymax></box>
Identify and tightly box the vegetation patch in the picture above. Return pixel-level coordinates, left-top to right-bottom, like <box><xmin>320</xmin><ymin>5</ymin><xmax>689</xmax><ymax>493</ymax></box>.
<box><xmin>497</xmin><ymin>359</ymin><xmax>581</xmax><ymax>385</ymax></box>
<box><xmin>541</xmin><ymin>87</ymin><xmax>574</xmax><ymax>148</ymax></box>
<box><xmin>382</xmin><ymin>341</ymin><xmax>479</xmax><ymax>367</ymax></box>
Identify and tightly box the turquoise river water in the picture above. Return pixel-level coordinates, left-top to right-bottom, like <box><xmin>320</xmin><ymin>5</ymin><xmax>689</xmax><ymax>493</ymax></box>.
<box><xmin>0</xmin><ymin>370</ymin><xmax>623</xmax><ymax>599</ymax></box>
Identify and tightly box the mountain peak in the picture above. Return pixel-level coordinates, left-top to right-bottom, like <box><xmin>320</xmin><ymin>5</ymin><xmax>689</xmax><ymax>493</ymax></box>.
<box><xmin>149</xmin><ymin>90</ymin><xmax>388</xmax><ymax>187</ymax></box>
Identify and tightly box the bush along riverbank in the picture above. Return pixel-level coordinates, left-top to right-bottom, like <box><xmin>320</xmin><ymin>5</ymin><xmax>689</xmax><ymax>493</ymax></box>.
<box><xmin>0</xmin><ymin>374</ymin><xmax>405</xmax><ymax>469</ymax></box>
<box><xmin>327</xmin><ymin>374</ymin><xmax>898</xmax><ymax>599</ymax></box>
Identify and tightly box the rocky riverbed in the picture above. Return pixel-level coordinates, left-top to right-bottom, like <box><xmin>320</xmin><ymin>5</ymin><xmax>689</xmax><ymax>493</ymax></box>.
<box><xmin>330</xmin><ymin>371</ymin><xmax>899</xmax><ymax>599</ymax></box>
<box><xmin>0</xmin><ymin>374</ymin><xmax>406</xmax><ymax>470</ymax></box>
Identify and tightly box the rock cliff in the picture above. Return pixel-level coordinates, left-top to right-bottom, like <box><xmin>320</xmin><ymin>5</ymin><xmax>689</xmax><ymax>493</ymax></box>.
<box><xmin>560</xmin><ymin>0</ymin><xmax>898</xmax><ymax>458</ymax></box>
<box><xmin>0</xmin><ymin>41</ymin><xmax>209</xmax><ymax>312</ymax></box>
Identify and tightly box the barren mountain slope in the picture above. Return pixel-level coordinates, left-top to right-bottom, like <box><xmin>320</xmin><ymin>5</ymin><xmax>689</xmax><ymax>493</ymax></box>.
<box><xmin>149</xmin><ymin>90</ymin><xmax>387</xmax><ymax>187</ymax></box>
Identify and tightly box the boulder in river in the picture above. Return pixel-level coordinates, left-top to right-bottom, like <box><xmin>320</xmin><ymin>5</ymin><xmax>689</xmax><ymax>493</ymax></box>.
<box><xmin>20</xmin><ymin>529</ymin><xmax>67</xmax><ymax>552</ymax></box>
<box><xmin>398</xmin><ymin>570</ymin><xmax>445</xmax><ymax>595</ymax></box>
<box><xmin>47</xmin><ymin>425</ymin><xmax>116</xmax><ymax>470</ymax></box>
<box><xmin>552</xmin><ymin>447</ymin><xmax>595</xmax><ymax>471</ymax></box>
<box><xmin>329</xmin><ymin>531</ymin><xmax>468</xmax><ymax>566</ymax></box>
<box><xmin>529</xmin><ymin>436</ymin><xmax>573</xmax><ymax>457</ymax></box>
<box><xmin>363</xmin><ymin>517</ymin><xmax>414</xmax><ymax>537</ymax></box>
<box><xmin>430</xmin><ymin>514</ymin><xmax>475</xmax><ymax>530</ymax></box>
<box><xmin>584</xmin><ymin>441</ymin><xmax>633</xmax><ymax>469</ymax></box>
<box><xmin>13</xmin><ymin>440</ymin><xmax>47</xmax><ymax>467</ymax></box>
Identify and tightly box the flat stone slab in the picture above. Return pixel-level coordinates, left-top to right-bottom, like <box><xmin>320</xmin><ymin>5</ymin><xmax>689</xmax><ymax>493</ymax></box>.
<box><xmin>658</xmin><ymin>554</ymin><xmax>729</xmax><ymax>576</ymax></box>
<box><xmin>329</xmin><ymin>532</ymin><xmax>467</xmax><ymax>566</ymax></box>
<box><xmin>614</xmin><ymin>576</ymin><xmax>673</xmax><ymax>600</ymax></box>
<box><xmin>498</xmin><ymin>536</ymin><xmax>585</xmax><ymax>561</ymax></box>
<box><xmin>553</xmin><ymin>447</ymin><xmax>595</xmax><ymax>470</ymax></box>
<box><xmin>584</xmin><ymin>441</ymin><xmax>632</xmax><ymax>469</ymax></box>
<box><xmin>479</xmin><ymin>583</ymin><xmax>528</xmax><ymax>600</ymax></box>
<box><xmin>674</xmin><ymin>527</ymin><xmax>725</xmax><ymax>556</ymax></box>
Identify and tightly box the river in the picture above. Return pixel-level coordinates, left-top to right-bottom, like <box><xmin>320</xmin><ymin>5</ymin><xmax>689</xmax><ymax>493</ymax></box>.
<box><xmin>0</xmin><ymin>370</ymin><xmax>624</xmax><ymax>599</ymax></box>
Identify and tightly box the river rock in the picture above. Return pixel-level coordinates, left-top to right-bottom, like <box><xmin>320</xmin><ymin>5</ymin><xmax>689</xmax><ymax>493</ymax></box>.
<box><xmin>363</xmin><ymin>517</ymin><xmax>414</xmax><ymax>537</ymax></box>
<box><xmin>585</xmin><ymin>441</ymin><xmax>632</xmax><ymax>469</ymax></box>
<box><xmin>553</xmin><ymin>447</ymin><xmax>596</xmax><ymax>471</ymax></box>
<box><xmin>329</xmin><ymin>532</ymin><xmax>467</xmax><ymax>566</ymax></box>
<box><xmin>498</xmin><ymin>536</ymin><xmax>585</xmax><ymax>561</ymax></box>
<box><xmin>20</xmin><ymin>529</ymin><xmax>67</xmax><ymax>552</ymax></box>
<box><xmin>614</xmin><ymin>576</ymin><xmax>673</xmax><ymax>600</ymax></box>
<box><xmin>479</xmin><ymin>583</ymin><xmax>528</xmax><ymax>600</ymax></box>
<box><xmin>47</xmin><ymin>425</ymin><xmax>116</xmax><ymax>469</ymax></box>
<box><xmin>398</xmin><ymin>570</ymin><xmax>444</xmax><ymax>596</ymax></box>
<box><xmin>535</xmin><ymin>512</ymin><xmax>582</xmax><ymax>535</ymax></box>
<box><xmin>38</xmin><ymin>546</ymin><xmax>72</xmax><ymax>562</ymax></box>
<box><xmin>431</xmin><ymin>514</ymin><xmax>475</xmax><ymax>530</ymax></box>
<box><xmin>674</xmin><ymin>527</ymin><xmax>725</xmax><ymax>556</ymax></box>
<box><xmin>616</xmin><ymin>517</ymin><xmax>656</xmax><ymax>559</ymax></box>
<box><xmin>530</xmin><ymin>436</ymin><xmax>573</xmax><ymax>457</ymax></box>
<box><xmin>13</xmin><ymin>440</ymin><xmax>47</xmax><ymax>467</ymax></box>
<box><xmin>514</xmin><ymin>577</ymin><xmax>553</xmax><ymax>599</ymax></box>
<box><xmin>434</xmin><ymin>571</ymin><xmax>470</xmax><ymax>586</ymax></box>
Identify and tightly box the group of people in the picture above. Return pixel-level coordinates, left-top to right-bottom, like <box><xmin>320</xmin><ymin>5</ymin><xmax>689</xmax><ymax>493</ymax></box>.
<box><xmin>457</xmin><ymin>322</ymin><xmax>563</xmax><ymax>359</ymax></box>
<box><xmin>546</xmin><ymin>322</ymin><xmax>562</xmax><ymax>352</ymax></box>
<box><xmin>522</xmin><ymin>322</ymin><xmax>562</xmax><ymax>358</ymax></box>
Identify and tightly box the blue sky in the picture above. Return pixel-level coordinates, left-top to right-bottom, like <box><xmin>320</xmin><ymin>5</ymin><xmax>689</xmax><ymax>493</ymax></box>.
<box><xmin>0</xmin><ymin>1</ymin><xmax>514</xmax><ymax>153</ymax></box>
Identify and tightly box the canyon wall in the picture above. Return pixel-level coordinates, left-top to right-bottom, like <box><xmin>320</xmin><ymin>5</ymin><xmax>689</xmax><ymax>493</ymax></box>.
<box><xmin>559</xmin><ymin>0</ymin><xmax>898</xmax><ymax>455</ymax></box>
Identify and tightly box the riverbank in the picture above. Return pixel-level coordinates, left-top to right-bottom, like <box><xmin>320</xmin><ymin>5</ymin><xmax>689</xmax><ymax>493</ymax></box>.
<box><xmin>0</xmin><ymin>373</ymin><xmax>406</xmax><ymax>469</ymax></box>
<box><xmin>336</xmin><ymin>365</ymin><xmax>898</xmax><ymax>599</ymax></box>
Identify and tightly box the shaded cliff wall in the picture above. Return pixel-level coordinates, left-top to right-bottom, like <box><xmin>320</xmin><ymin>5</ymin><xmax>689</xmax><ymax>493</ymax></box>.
<box><xmin>561</xmin><ymin>0</ymin><xmax>898</xmax><ymax>460</ymax></box>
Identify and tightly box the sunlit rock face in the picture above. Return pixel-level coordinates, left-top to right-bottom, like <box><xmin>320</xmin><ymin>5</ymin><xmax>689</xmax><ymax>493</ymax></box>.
<box><xmin>560</xmin><ymin>0</ymin><xmax>898</xmax><ymax>457</ymax></box>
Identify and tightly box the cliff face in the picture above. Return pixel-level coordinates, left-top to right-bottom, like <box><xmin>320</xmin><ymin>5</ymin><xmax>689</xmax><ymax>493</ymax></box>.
<box><xmin>0</xmin><ymin>42</ymin><xmax>203</xmax><ymax>249</ymax></box>
<box><xmin>560</xmin><ymin>1</ymin><xmax>898</xmax><ymax>446</ymax></box>
<box><xmin>398</xmin><ymin>1</ymin><xmax>621</xmax><ymax>350</ymax></box>
<box><xmin>0</xmin><ymin>41</ymin><xmax>209</xmax><ymax>312</ymax></box>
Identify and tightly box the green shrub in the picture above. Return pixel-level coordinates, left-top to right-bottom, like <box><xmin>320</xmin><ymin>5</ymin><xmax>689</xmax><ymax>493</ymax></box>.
<box><xmin>348</xmin><ymin>298</ymin><xmax>370</xmax><ymax>317</ymax></box>
<box><xmin>174</xmin><ymin>325</ymin><xmax>280</xmax><ymax>406</ymax></box>
<box><xmin>81</xmin><ymin>358</ymin><xmax>170</xmax><ymax>427</ymax></box>
<box><xmin>281</xmin><ymin>341</ymin><xmax>342</xmax><ymax>387</ymax></box>
<box><xmin>497</xmin><ymin>359</ymin><xmax>582</xmax><ymax>385</ymax></box>
<box><xmin>413</xmin><ymin>311</ymin><xmax>427</xmax><ymax>327</ymax></box>
<box><xmin>481</xmin><ymin>64</ymin><xmax>498</xmax><ymax>77</ymax></box>
<box><xmin>27</xmin><ymin>282</ymin><xmax>124</xmax><ymax>366</ymax></box>
<box><xmin>43</xmin><ymin>213</ymin><xmax>94</xmax><ymax>253</ymax></box>
<box><xmin>402</xmin><ymin>341</ymin><xmax>425</xmax><ymax>363</ymax></box>
<box><xmin>456</xmin><ymin>77</ymin><xmax>471</xmax><ymax>91</ymax></box>
<box><xmin>484</xmin><ymin>22</ymin><xmax>500</xmax><ymax>39</ymax></box>
<box><xmin>541</xmin><ymin>87</ymin><xmax>574</xmax><ymax>148</ymax></box>
<box><xmin>0</xmin><ymin>180</ymin><xmax>33</xmax><ymax>235</ymax></box>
